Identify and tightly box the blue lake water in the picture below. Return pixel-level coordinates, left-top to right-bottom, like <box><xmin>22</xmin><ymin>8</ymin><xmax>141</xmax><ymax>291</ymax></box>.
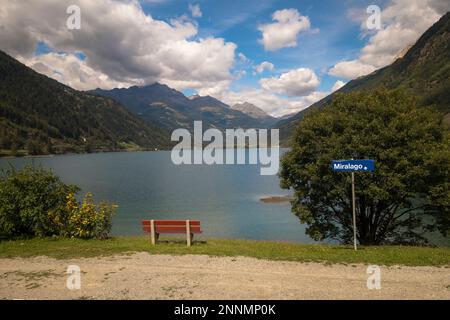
<box><xmin>0</xmin><ymin>150</ymin><xmax>318</xmax><ymax>243</ymax></box>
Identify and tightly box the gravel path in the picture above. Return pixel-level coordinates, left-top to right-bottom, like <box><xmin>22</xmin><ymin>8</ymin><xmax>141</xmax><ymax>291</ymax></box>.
<box><xmin>0</xmin><ymin>253</ymin><xmax>449</xmax><ymax>300</ymax></box>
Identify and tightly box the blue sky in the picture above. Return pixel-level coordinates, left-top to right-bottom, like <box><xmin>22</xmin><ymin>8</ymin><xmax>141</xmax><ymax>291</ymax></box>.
<box><xmin>140</xmin><ymin>0</ymin><xmax>373</xmax><ymax>93</ymax></box>
<box><xmin>4</xmin><ymin>0</ymin><xmax>447</xmax><ymax>116</ymax></box>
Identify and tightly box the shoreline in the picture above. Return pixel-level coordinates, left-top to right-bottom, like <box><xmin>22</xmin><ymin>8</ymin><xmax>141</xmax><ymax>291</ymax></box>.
<box><xmin>260</xmin><ymin>195</ymin><xmax>293</xmax><ymax>203</ymax></box>
<box><xmin>0</xmin><ymin>148</ymin><xmax>171</xmax><ymax>160</ymax></box>
<box><xmin>0</xmin><ymin>146</ymin><xmax>289</xmax><ymax>160</ymax></box>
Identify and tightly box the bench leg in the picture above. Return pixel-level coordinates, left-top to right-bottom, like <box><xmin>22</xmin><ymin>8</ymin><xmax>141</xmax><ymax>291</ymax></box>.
<box><xmin>186</xmin><ymin>220</ymin><xmax>191</xmax><ymax>247</ymax></box>
<box><xmin>150</xmin><ymin>220</ymin><xmax>157</xmax><ymax>245</ymax></box>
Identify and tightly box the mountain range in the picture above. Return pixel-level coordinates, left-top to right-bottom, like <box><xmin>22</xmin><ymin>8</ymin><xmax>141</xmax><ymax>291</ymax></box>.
<box><xmin>1</xmin><ymin>12</ymin><xmax>448</xmax><ymax>155</ymax></box>
<box><xmin>278</xmin><ymin>11</ymin><xmax>450</xmax><ymax>145</ymax></box>
<box><xmin>230</xmin><ymin>102</ymin><xmax>277</xmax><ymax>126</ymax></box>
<box><xmin>0</xmin><ymin>50</ymin><xmax>171</xmax><ymax>156</ymax></box>
<box><xmin>91</xmin><ymin>85</ymin><xmax>273</xmax><ymax>131</ymax></box>
<box><xmin>0</xmin><ymin>50</ymin><xmax>276</xmax><ymax>156</ymax></box>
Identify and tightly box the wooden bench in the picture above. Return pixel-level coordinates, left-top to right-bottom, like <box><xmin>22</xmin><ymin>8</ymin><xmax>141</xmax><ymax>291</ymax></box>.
<box><xmin>141</xmin><ymin>220</ymin><xmax>202</xmax><ymax>247</ymax></box>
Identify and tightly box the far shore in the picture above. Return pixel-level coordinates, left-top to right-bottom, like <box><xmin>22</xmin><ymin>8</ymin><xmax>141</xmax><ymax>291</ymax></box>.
<box><xmin>0</xmin><ymin>148</ymin><xmax>168</xmax><ymax>159</ymax></box>
<box><xmin>260</xmin><ymin>195</ymin><xmax>293</xmax><ymax>203</ymax></box>
<box><xmin>0</xmin><ymin>146</ymin><xmax>288</xmax><ymax>160</ymax></box>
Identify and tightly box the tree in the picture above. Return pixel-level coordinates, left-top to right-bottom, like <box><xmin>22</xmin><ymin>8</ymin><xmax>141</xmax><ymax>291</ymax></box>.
<box><xmin>26</xmin><ymin>140</ymin><xmax>43</xmax><ymax>155</ymax></box>
<box><xmin>280</xmin><ymin>89</ymin><xmax>450</xmax><ymax>245</ymax></box>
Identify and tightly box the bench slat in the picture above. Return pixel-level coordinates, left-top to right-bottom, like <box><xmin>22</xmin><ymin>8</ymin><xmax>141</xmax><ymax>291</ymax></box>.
<box><xmin>142</xmin><ymin>220</ymin><xmax>202</xmax><ymax>234</ymax></box>
<box><xmin>143</xmin><ymin>227</ymin><xmax>202</xmax><ymax>233</ymax></box>
<box><xmin>142</xmin><ymin>220</ymin><xmax>201</xmax><ymax>226</ymax></box>
<box><xmin>156</xmin><ymin>226</ymin><xmax>202</xmax><ymax>233</ymax></box>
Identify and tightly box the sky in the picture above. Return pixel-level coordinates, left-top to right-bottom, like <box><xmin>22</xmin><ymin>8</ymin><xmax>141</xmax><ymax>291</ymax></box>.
<box><xmin>0</xmin><ymin>0</ymin><xmax>449</xmax><ymax>117</ymax></box>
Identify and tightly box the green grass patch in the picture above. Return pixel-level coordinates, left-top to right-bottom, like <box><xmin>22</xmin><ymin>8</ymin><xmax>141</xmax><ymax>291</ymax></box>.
<box><xmin>0</xmin><ymin>237</ymin><xmax>449</xmax><ymax>267</ymax></box>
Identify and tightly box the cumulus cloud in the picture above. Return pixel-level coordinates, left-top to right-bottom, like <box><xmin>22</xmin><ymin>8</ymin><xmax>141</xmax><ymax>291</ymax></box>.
<box><xmin>219</xmin><ymin>88</ymin><xmax>327</xmax><ymax>117</ymax></box>
<box><xmin>196</xmin><ymin>80</ymin><xmax>233</xmax><ymax>97</ymax></box>
<box><xmin>216</xmin><ymin>67</ymin><xmax>326</xmax><ymax>117</ymax></box>
<box><xmin>258</xmin><ymin>9</ymin><xmax>311</xmax><ymax>51</ymax></box>
<box><xmin>260</xmin><ymin>68</ymin><xmax>320</xmax><ymax>97</ymax></box>
<box><xmin>254</xmin><ymin>61</ymin><xmax>275</xmax><ymax>74</ymax></box>
<box><xmin>0</xmin><ymin>0</ymin><xmax>235</xmax><ymax>93</ymax></box>
<box><xmin>238</xmin><ymin>53</ymin><xmax>251</xmax><ymax>64</ymax></box>
<box><xmin>189</xmin><ymin>3</ymin><xmax>202</xmax><ymax>18</ymax></box>
<box><xmin>17</xmin><ymin>53</ymin><xmax>130</xmax><ymax>91</ymax></box>
<box><xmin>329</xmin><ymin>61</ymin><xmax>377</xmax><ymax>79</ymax></box>
<box><xmin>199</xmin><ymin>65</ymin><xmax>326</xmax><ymax>117</ymax></box>
<box><xmin>331</xmin><ymin>80</ymin><xmax>346</xmax><ymax>92</ymax></box>
<box><xmin>329</xmin><ymin>0</ymin><xmax>450</xmax><ymax>79</ymax></box>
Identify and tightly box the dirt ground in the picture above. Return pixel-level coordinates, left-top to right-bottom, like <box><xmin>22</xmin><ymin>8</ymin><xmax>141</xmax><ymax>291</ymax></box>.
<box><xmin>0</xmin><ymin>253</ymin><xmax>449</xmax><ymax>300</ymax></box>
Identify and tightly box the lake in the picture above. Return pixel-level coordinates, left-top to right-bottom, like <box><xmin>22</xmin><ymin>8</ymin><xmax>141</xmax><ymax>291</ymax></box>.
<box><xmin>0</xmin><ymin>150</ymin><xmax>317</xmax><ymax>243</ymax></box>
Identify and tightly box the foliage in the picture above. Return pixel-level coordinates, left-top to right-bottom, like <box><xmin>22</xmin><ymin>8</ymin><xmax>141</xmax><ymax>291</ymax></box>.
<box><xmin>0</xmin><ymin>165</ymin><xmax>78</xmax><ymax>239</ymax></box>
<box><xmin>0</xmin><ymin>165</ymin><xmax>117</xmax><ymax>240</ymax></box>
<box><xmin>64</xmin><ymin>193</ymin><xmax>117</xmax><ymax>239</ymax></box>
<box><xmin>0</xmin><ymin>50</ymin><xmax>171</xmax><ymax>156</ymax></box>
<box><xmin>92</xmin><ymin>84</ymin><xmax>271</xmax><ymax>131</ymax></box>
<box><xmin>279</xmin><ymin>12</ymin><xmax>450</xmax><ymax>145</ymax></box>
<box><xmin>280</xmin><ymin>89</ymin><xmax>450</xmax><ymax>245</ymax></box>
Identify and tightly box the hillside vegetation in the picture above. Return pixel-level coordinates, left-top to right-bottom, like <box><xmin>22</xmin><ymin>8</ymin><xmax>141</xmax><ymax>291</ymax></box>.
<box><xmin>0</xmin><ymin>51</ymin><xmax>171</xmax><ymax>156</ymax></box>
<box><xmin>279</xmin><ymin>12</ymin><xmax>450</xmax><ymax>144</ymax></box>
<box><xmin>92</xmin><ymin>84</ymin><xmax>268</xmax><ymax>131</ymax></box>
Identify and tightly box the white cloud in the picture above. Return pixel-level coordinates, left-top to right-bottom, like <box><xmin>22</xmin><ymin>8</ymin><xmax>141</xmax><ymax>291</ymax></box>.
<box><xmin>331</xmin><ymin>80</ymin><xmax>346</xmax><ymax>92</ymax></box>
<box><xmin>258</xmin><ymin>9</ymin><xmax>311</xmax><ymax>51</ymax></box>
<box><xmin>254</xmin><ymin>61</ymin><xmax>275</xmax><ymax>74</ymax></box>
<box><xmin>238</xmin><ymin>53</ymin><xmax>251</xmax><ymax>64</ymax></box>
<box><xmin>0</xmin><ymin>0</ymin><xmax>235</xmax><ymax>93</ymax></box>
<box><xmin>17</xmin><ymin>53</ymin><xmax>130</xmax><ymax>91</ymax></box>
<box><xmin>329</xmin><ymin>0</ymin><xmax>450</xmax><ymax>79</ymax></box>
<box><xmin>217</xmin><ymin>65</ymin><xmax>327</xmax><ymax>116</ymax></box>
<box><xmin>196</xmin><ymin>80</ymin><xmax>232</xmax><ymax>97</ymax></box>
<box><xmin>189</xmin><ymin>3</ymin><xmax>202</xmax><ymax>18</ymax></box>
<box><xmin>260</xmin><ymin>68</ymin><xmax>320</xmax><ymax>97</ymax></box>
<box><xmin>329</xmin><ymin>60</ymin><xmax>377</xmax><ymax>79</ymax></box>
<box><xmin>235</xmin><ymin>70</ymin><xmax>247</xmax><ymax>79</ymax></box>
<box><xmin>219</xmin><ymin>88</ymin><xmax>328</xmax><ymax>117</ymax></box>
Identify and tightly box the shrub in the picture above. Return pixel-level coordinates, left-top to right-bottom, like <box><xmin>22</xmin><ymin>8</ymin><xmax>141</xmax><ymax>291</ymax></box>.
<box><xmin>0</xmin><ymin>165</ymin><xmax>117</xmax><ymax>240</ymax></box>
<box><xmin>0</xmin><ymin>165</ymin><xmax>78</xmax><ymax>239</ymax></box>
<box><xmin>64</xmin><ymin>193</ymin><xmax>117</xmax><ymax>239</ymax></box>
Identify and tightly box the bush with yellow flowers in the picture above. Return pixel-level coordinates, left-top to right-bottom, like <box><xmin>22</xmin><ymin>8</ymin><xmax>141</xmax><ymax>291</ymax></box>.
<box><xmin>0</xmin><ymin>165</ymin><xmax>117</xmax><ymax>240</ymax></box>
<box><xmin>65</xmin><ymin>193</ymin><xmax>117</xmax><ymax>239</ymax></box>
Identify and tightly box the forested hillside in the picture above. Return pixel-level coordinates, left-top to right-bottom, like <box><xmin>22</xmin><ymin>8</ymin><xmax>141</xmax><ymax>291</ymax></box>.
<box><xmin>0</xmin><ymin>51</ymin><xmax>171</xmax><ymax>156</ymax></box>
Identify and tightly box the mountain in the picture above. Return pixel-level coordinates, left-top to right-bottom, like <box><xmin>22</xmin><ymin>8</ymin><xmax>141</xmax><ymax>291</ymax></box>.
<box><xmin>279</xmin><ymin>11</ymin><xmax>450</xmax><ymax>144</ymax></box>
<box><xmin>277</xmin><ymin>112</ymin><xmax>297</xmax><ymax>121</ymax></box>
<box><xmin>0</xmin><ymin>51</ymin><xmax>171</xmax><ymax>156</ymax></box>
<box><xmin>91</xmin><ymin>85</ymin><xmax>266</xmax><ymax>130</ymax></box>
<box><xmin>230</xmin><ymin>102</ymin><xmax>277</xmax><ymax>126</ymax></box>
<box><xmin>189</xmin><ymin>94</ymin><xmax>231</xmax><ymax>110</ymax></box>
<box><xmin>231</xmin><ymin>102</ymin><xmax>270</xmax><ymax>119</ymax></box>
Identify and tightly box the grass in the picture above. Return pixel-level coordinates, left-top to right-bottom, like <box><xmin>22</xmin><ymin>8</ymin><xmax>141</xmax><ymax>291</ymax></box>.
<box><xmin>0</xmin><ymin>237</ymin><xmax>449</xmax><ymax>267</ymax></box>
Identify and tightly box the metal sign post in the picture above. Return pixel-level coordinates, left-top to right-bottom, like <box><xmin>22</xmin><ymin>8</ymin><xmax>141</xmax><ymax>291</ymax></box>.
<box><xmin>331</xmin><ymin>159</ymin><xmax>375</xmax><ymax>251</ymax></box>
<box><xmin>351</xmin><ymin>172</ymin><xmax>357</xmax><ymax>251</ymax></box>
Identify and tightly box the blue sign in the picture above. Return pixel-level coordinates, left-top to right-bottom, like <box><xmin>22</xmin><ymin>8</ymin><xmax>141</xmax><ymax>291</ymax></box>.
<box><xmin>332</xmin><ymin>160</ymin><xmax>375</xmax><ymax>172</ymax></box>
